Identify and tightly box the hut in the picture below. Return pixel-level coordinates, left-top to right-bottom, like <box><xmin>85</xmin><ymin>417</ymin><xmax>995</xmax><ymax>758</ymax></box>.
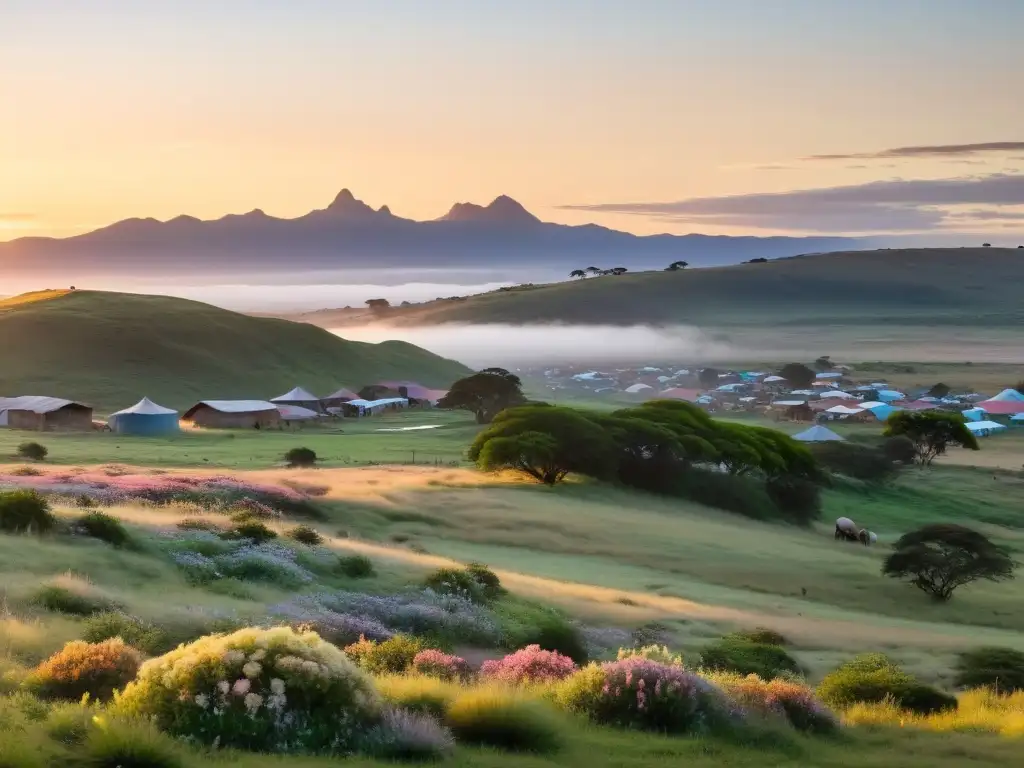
<box><xmin>108</xmin><ymin>397</ymin><xmax>180</xmax><ymax>435</ymax></box>
<box><xmin>271</xmin><ymin>387</ymin><xmax>322</xmax><ymax>413</ymax></box>
<box><xmin>276</xmin><ymin>405</ymin><xmax>322</xmax><ymax>425</ymax></box>
<box><xmin>793</xmin><ymin>425</ymin><xmax>845</xmax><ymax>442</ymax></box>
<box><xmin>322</xmin><ymin>387</ymin><xmax>359</xmax><ymax>409</ymax></box>
<box><xmin>181</xmin><ymin>400</ymin><xmax>280</xmax><ymax>429</ymax></box>
<box><xmin>0</xmin><ymin>396</ymin><xmax>93</xmax><ymax>431</ymax></box>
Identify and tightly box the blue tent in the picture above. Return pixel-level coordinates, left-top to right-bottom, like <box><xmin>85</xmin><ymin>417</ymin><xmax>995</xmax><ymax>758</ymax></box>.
<box><xmin>876</xmin><ymin>390</ymin><xmax>906</xmax><ymax>402</ymax></box>
<box><xmin>868</xmin><ymin>404</ymin><xmax>903</xmax><ymax>421</ymax></box>
<box><xmin>108</xmin><ymin>397</ymin><xmax>180</xmax><ymax>435</ymax></box>
<box><xmin>962</xmin><ymin>407</ymin><xmax>986</xmax><ymax>422</ymax></box>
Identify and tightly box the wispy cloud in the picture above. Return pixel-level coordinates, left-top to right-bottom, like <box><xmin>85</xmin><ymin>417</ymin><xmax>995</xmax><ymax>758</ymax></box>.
<box><xmin>560</xmin><ymin>174</ymin><xmax>1024</xmax><ymax>233</ymax></box>
<box><xmin>805</xmin><ymin>141</ymin><xmax>1024</xmax><ymax>161</ymax></box>
<box><xmin>0</xmin><ymin>213</ymin><xmax>35</xmax><ymax>222</ymax></box>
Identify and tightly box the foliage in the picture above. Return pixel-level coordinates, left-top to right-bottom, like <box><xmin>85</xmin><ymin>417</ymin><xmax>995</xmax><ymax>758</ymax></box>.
<box><xmin>213</xmin><ymin>542</ymin><xmax>315</xmax><ymax>587</ymax></box>
<box><xmin>444</xmin><ymin>688</ymin><xmax>562</xmax><ymax>753</ymax></box>
<box><xmin>423</xmin><ymin>567</ymin><xmax>484</xmax><ymax>601</ymax></box>
<box><xmin>707</xmin><ymin>672</ymin><xmax>839</xmax><ymax>734</ymax></box>
<box><xmin>374</xmin><ymin>674</ymin><xmax>459</xmax><ymax>719</ymax></box>
<box><xmin>480</xmin><ymin>645</ymin><xmax>577</xmax><ymax>685</ymax></box>
<box><xmin>437</xmin><ymin>368</ymin><xmax>527</xmax><ymax>424</ymax></box>
<box><xmin>764</xmin><ymin>477</ymin><xmax>822</xmax><ymax>525</ymax></box>
<box><xmin>412</xmin><ymin>650</ymin><xmax>472</xmax><ymax>682</ymax></box>
<box><xmin>698</xmin><ymin>638</ymin><xmax>800</xmax><ymax>680</ymax></box>
<box><xmin>665</xmin><ymin>260</ymin><xmax>689</xmax><ymax>271</ymax></box>
<box><xmin>810</xmin><ymin>442</ymin><xmax>899</xmax><ymax>483</ymax></box>
<box><xmin>729</xmin><ymin>628</ymin><xmax>788</xmax><ymax>646</ymax></box>
<box><xmin>16</xmin><ymin>442</ymin><xmax>47</xmax><ymax>462</ymax></box>
<box><xmin>671</xmin><ymin>469</ymin><xmax>777</xmax><ymax>521</ymax></box>
<box><xmin>336</xmin><ymin>554</ymin><xmax>375</xmax><ymax>579</ymax></box>
<box><xmin>778</xmin><ymin>363</ymin><xmax>816</xmax><ymax>389</ymax></box>
<box><xmin>843</xmin><ymin>687</ymin><xmax>1024</xmax><ymax>736</ymax></box>
<box><xmin>464</xmin><ymin>562</ymin><xmax>504</xmax><ymax>600</ymax></box>
<box><xmin>927</xmin><ymin>382</ymin><xmax>951</xmax><ymax>398</ymax></box>
<box><xmin>24</xmin><ymin>639</ymin><xmax>141</xmax><ymax>701</ymax></box>
<box><xmin>31</xmin><ymin>584</ymin><xmax>114</xmax><ymax>617</ymax></box>
<box><xmin>114</xmin><ymin>625</ymin><xmax>381</xmax><ymax>754</ymax></box>
<box><xmin>284</xmin><ymin>447</ymin><xmax>318</xmax><ymax>468</ymax></box>
<box><xmin>954</xmin><ymin>647</ymin><xmax>1024</xmax><ymax>692</ymax></box>
<box><xmin>617</xmin><ymin>645</ymin><xmax>684</xmax><ymax>668</ymax></box>
<box><xmin>0</xmin><ymin>490</ymin><xmax>56</xmax><ymax>535</ymax></box>
<box><xmin>220</xmin><ymin>520</ymin><xmax>277</xmax><ymax>544</ymax></box>
<box><xmin>343</xmin><ymin>634</ymin><xmax>427</xmax><ymax>675</ymax></box>
<box><xmin>884</xmin><ymin>411</ymin><xmax>979</xmax><ymax>466</ymax></box>
<box><xmin>363</xmin><ymin>707</ymin><xmax>455</xmax><ymax>762</ymax></box>
<box><xmin>557</xmin><ymin>658</ymin><xmax>734</xmax><ymax>734</ymax></box>
<box><xmin>816</xmin><ymin>653</ymin><xmax>957</xmax><ymax>715</ymax></box>
<box><xmin>78</xmin><ymin>715</ymin><xmax>185</xmax><ymax>768</ymax></box>
<box><xmin>286</xmin><ymin>524</ymin><xmax>323</xmax><ymax>546</ymax></box>
<box><xmin>882</xmin><ymin>435</ymin><xmax>918</xmax><ymax>465</ymax></box>
<box><xmin>495</xmin><ymin>603</ymin><xmax>589</xmax><ymax>663</ymax></box>
<box><xmin>75</xmin><ymin>512</ymin><xmax>132</xmax><ymax>548</ymax></box>
<box><xmin>882</xmin><ymin>523</ymin><xmax>1016</xmax><ymax>601</ymax></box>
<box><xmin>82</xmin><ymin>613</ymin><xmax>167</xmax><ymax>656</ymax></box>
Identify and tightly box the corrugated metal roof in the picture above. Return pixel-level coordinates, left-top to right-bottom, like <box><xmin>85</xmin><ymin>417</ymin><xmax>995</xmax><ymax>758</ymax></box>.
<box><xmin>0</xmin><ymin>396</ymin><xmax>90</xmax><ymax>414</ymax></box>
<box><xmin>189</xmin><ymin>400</ymin><xmax>277</xmax><ymax>414</ymax></box>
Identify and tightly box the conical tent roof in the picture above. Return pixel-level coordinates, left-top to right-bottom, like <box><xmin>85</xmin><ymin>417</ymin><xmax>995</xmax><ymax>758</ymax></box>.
<box><xmin>324</xmin><ymin>387</ymin><xmax>359</xmax><ymax>401</ymax></box>
<box><xmin>792</xmin><ymin>425</ymin><xmax>845</xmax><ymax>442</ymax></box>
<box><xmin>985</xmin><ymin>388</ymin><xmax>1024</xmax><ymax>403</ymax></box>
<box><xmin>111</xmin><ymin>397</ymin><xmax>177</xmax><ymax>416</ymax></box>
<box><xmin>271</xmin><ymin>387</ymin><xmax>320</xmax><ymax>403</ymax></box>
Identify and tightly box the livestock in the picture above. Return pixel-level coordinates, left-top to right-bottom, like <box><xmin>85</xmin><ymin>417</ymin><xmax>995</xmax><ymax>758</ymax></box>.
<box><xmin>835</xmin><ymin>517</ymin><xmax>876</xmax><ymax>546</ymax></box>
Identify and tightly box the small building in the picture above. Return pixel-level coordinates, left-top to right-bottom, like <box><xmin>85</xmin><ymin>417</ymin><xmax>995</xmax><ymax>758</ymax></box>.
<box><xmin>181</xmin><ymin>400</ymin><xmax>280</xmax><ymax>429</ymax></box>
<box><xmin>108</xmin><ymin>397</ymin><xmax>180</xmax><ymax>435</ymax></box>
<box><xmin>276</xmin><ymin>404</ymin><xmax>322</xmax><ymax>425</ymax></box>
<box><xmin>271</xmin><ymin>387</ymin><xmax>323</xmax><ymax>413</ymax></box>
<box><xmin>339</xmin><ymin>397</ymin><xmax>409</xmax><ymax>417</ymax></box>
<box><xmin>0</xmin><ymin>396</ymin><xmax>93</xmax><ymax>431</ymax></box>
<box><xmin>322</xmin><ymin>387</ymin><xmax>359</xmax><ymax>409</ymax></box>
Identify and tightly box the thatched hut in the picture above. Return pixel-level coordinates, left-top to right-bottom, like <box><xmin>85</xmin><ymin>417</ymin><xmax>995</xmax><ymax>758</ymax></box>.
<box><xmin>181</xmin><ymin>400</ymin><xmax>280</xmax><ymax>429</ymax></box>
<box><xmin>0</xmin><ymin>396</ymin><xmax>94</xmax><ymax>431</ymax></box>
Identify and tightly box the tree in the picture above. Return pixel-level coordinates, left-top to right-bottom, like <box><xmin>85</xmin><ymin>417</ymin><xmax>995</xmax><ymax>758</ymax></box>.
<box><xmin>813</xmin><ymin>355</ymin><xmax>833</xmax><ymax>371</ymax></box>
<box><xmin>926</xmin><ymin>382</ymin><xmax>951</xmax><ymax>399</ymax></box>
<box><xmin>476</xmin><ymin>431</ymin><xmax>566</xmax><ymax>485</ymax></box>
<box><xmin>778</xmin><ymin>362</ymin><xmax>816</xmax><ymax>389</ymax></box>
<box><xmin>882</xmin><ymin>524</ymin><xmax>1016</xmax><ymax>601</ymax></box>
<box><xmin>610</xmin><ymin>267</ymin><xmax>628</xmax><ymax>275</ymax></box>
<box><xmin>365</xmin><ymin>298</ymin><xmax>391</xmax><ymax>312</ymax></box>
<box><xmin>982</xmin><ymin>243</ymin><xmax>992</xmax><ymax>247</ymax></box>
<box><xmin>884</xmin><ymin>411</ymin><xmax>979</xmax><ymax>466</ymax></box>
<box><xmin>569</xmin><ymin>269</ymin><xmax>587</xmax><ymax>279</ymax></box>
<box><xmin>436</xmin><ymin>368</ymin><xmax>527</xmax><ymax>424</ymax></box>
<box><xmin>585</xmin><ymin>266</ymin><xmax>602</xmax><ymax>274</ymax></box>
<box><xmin>665</xmin><ymin>261</ymin><xmax>689</xmax><ymax>271</ymax></box>
<box><xmin>698</xmin><ymin>367</ymin><xmax>722</xmax><ymax>388</ymax></box>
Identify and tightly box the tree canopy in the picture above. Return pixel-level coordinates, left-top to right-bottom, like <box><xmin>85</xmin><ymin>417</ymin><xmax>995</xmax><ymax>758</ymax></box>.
<box><xmin>437</xmin><ymin>368</ymin><xmax>528</xmax><ymax>424</ymax></box>
<box><xmin>883</xmin><ymin>411</ymin><xmax>979</xmax><ymax>466</ymax></box>
<box><xmin>778</xmin><ymin>363</ymin><xmax>816</xmax><ymax>389</ymax></box>
<box><xmin>882</xmin><ymin>524</ymin><xmax>1016</xmax><ymax>601</ymax></box>
<box><xmin>665</xmin><ymin>261</ymin><xmax>689</xmax><ymax>271</ymax></box>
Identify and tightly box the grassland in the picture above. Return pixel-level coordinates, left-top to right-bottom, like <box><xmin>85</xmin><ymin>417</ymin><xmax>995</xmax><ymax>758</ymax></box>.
<box><xmin>0</xmin><ymin>289</ymin><xmax>469</xmax><ymax>412</ymax></box>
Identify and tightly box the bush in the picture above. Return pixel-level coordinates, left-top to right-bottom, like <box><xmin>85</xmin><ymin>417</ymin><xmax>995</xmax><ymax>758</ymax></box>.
<box><xmin>617</xmin><ymin>644</ymin><xmax>684</xmax><ymax>667</ymax></box>
<box><xmin>699</xmin><ymin>639</ymin><xmax>800</xmax><ymax>680</ymax></box>
<box><xmin>0</xmin><ymin>490</ymin><xmax>56</xmax><ymax>535</ymax></box>
<box><xmin>16</xmin><ymin>442</ymin><xmax>47</xmax><ymax>461</ymax></box>
<box><xmin>465</xmin><ymin>562</ymin><xmax>504</xmax><ymax>600</ymax></box>
<box><xmin>284</xmin><ymin>447</ymin><xmax>318</xmax><ymax>468</ymax></box>
<box><xmin>82</xmin><ymin>613</ymin><xmax>167</xmax><ymax>656</ymax></box>
<box><xmin>707</xmin><ymin>672</ymin><xmax>838</xmax><ymax>734</ymax></box>
<box><xmin>176</xmin><ymin>517</ymin><xmax>221</xmax><ymax>533</ymax></box>
<box><xmin>363</xmin><ymin>707</ymin><xmax>455</xmax><ymax>762</ymax></box>
<box><xmin>114</xmin><ymin>626</ymin><xmax>381</xmax><ymax>753</ymax></box>
<box><xmin>213</xmin><ymin>543</ymin><xmax>314</xmax><ymax>587</ymax></box>
<box><xmin>220</xmin><ymin>520</ymin><xmax>277</xmax><ymax>544</ymax></box>
<box><xmin>24</xmin><ymin>639</ymin><xmax>141</xmax><ymax>701</ymax></box>
<box><xmin>954</xmin><ymin>647</ymin><xmax>1024</xmax><ymax>692</ymax></box>
<box><xmin>79</xmin><ymin>716</ymin><xmax>184</xmax><ymax>768</ymax></box>
<box><xmin>883</xmin><ymin>435</ymin><xmax>918</xmax><ymax>465</ymax></box>
<box><xmin>32</xmin><ymin>583</ymin><xmax>115</xmax><ymax>617</ymax></box>
<box><xmin>423</xmin><ymin>567</ymin><xmax>483</xmax><ymax>602</ymax></box>
<box><xmin>729</xmin><ymin>628</ymin><xmax>788</xmax><ymax>647</ymax></box>
<box><xmin>412</xmin><ymin>650</ymin><xmax>472</xmax><ymax>682</ymax></box>
<box><xmin>764</xmin><ymin>478</ymin><xmax>822</xmax><ymax>526</ymax></box>
<box><xmin>817</xmin><ymin>654</ymin><xmax>957</xmax><ymax>715</ymax></box>
<box><xmin>286</xmin><ymin>525</ymin><xmax>323</xmax><ymax>546</ymax></box>
<box><xmin>44</xmin><ymin>701</ymin><xmax>97</xmax><ymax>746</ymax></box>
<box><xmin>344</xmin><ymin>634</ymin><xmax>427</xmax><ymax>675</ymax></box>
<box><xmin>810</xmin><ymin>442</ymin><xmax>898</xmax><ymax>483</ymax></box>
<box><xmin>672</xmin><ymin>469</ymin><xmax>777</xmax><ymax>521</ymax></box>
<box><xmin>480</xmin><ymin>645</ymin><xmax>577</xmax><ymax>685</ymax></box>
<box><xmin>75</xmin><ymin>512</ymin><xmax>132</xmax><ymax>548</ymax></box>
<box><xmin>336</xmin><ymin>554</ymin><xmax>375</xmax><ymax>579</ymax></box>
<box><xmin>496</xmin><ymin>603</ymin><xmax>588</xmax><ymax>664</ymax></box>
<box><xmin>445</xmin><ymin>688</ymin><xmax>562</xmax><ymax>753</ymax></box>
<box><xmin>375</xmin><ymin>674</ymin><xmax>459</xmax><ymax>719</ymax></box>
<box><xmin>557</xmin><ymin>658</ymin><xmax>733</xmax><ymax>734</ymax></box>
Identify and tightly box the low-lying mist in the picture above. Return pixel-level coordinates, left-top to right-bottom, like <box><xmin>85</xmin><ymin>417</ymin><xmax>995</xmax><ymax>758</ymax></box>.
<box><xmin>330</xmin><ymin>323</ymin><xmax>737</xmax><ymax>368</ymax></box>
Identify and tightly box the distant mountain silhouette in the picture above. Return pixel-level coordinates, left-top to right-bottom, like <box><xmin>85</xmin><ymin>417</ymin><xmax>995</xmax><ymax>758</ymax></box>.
<box><xmin>0</xmin><ymin>189</ymin><xmax>864</xmax><ymax>279</ymax></box>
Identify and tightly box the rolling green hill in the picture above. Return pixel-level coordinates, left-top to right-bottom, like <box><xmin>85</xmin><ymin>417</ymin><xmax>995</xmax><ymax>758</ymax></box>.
<box><xmin>0</xmin><ymin>290</ymin><xmax>470</xmax><ymax>412</ymax></box>
<box><xmin>295</xmin><ymin>248</ymin><xmax>1024</xmax><ymax>328</ymax></box>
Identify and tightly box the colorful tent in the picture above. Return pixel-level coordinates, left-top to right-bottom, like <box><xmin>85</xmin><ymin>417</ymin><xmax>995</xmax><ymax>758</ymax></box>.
<box><xmin>108</xmin><ymin>397</ymin><xmax>179</xmax><ymax>435</ymax></box>
<box><xmin>962</xmin><ymin>407</ymin><xmax>986</xmax><ymax>422</ymax></box>
<box><xmin>965</xmin><ymin>420</ymin><xmax>1008</xmax><ymax>437</ymax></box>
<box><xmin>985</xmin><ymin>388</ymin><xmax>1024</xmax><ymax>403</ymax></box>
<box><xmin>793</xmin><ymin>425</ymin><xmax>845</xmax><ymax>442</ymax></box>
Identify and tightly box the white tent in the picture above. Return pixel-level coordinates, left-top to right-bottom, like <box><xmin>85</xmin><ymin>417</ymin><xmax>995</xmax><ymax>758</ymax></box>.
<box><xmin>271</xmin><ymin>387</ymin><xmax>320</xmax><ymax>404</ymax></box>
<box><xmin>965</xmin><ymin>420</ymin><xmax>1008</xmax><ymax>437</ymax></box>
<box><xmin>276</xmin><ymin>405</ymin><xmax>321</xmax><ymax>421</ymax></box>
<box><xmin>858</xmin><ymin>401</ymin><xmax>887</xmax><ymax>410</ymax></box>
<box><xmin>625</xmin><ymin>383</ymin><xmax>653</xmax><ymax>393</ymax></box>
<box><xmin>826</xmin><ymin>391</ymin><xmax>858</xmax><ymax>400</ymax></box>
<box><xmin>825</xmin><ymin>405</ymin><xmax>865</xmax><ymax>416</ymax></box>
<box><xmin>985</xmin><ymin>388</ymin><xmax>1024</xmax><ymax>403</ymax></box>
<box><xmin>792</xmin><ymin>425</ymin><xmax>845</xmax><ymax>442</ymax></box>
<box><xmin>110</xmin><ymin>397</ymin><xmax>177</xmax><ymax>416</ymax></box>
<box><xmin>763</xmin><ymin>375</ymin><xmax>786</xmax><ymax>383</ymax></box>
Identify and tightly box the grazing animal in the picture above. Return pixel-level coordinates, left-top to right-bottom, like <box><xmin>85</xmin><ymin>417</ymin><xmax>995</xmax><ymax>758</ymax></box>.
<box><xmin>835</xmin><ymin>517</ymin><xmax>875</xmax><ymax>546</ymax></box>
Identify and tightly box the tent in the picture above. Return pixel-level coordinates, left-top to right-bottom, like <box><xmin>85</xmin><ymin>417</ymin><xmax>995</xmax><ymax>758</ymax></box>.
<box><xmin>815</xmin><ymin>372</ymin><xmax>843</xmax><ymax>379</ymax></box>
<box><xmin>271</xmin><ymin>387</ymin><xmax>322</xmax><ymax>412</ymax></box>
<box><xmin>793</xmin><ymin>425</ymin><xmax>845</xmax><ymax>442</ymax></box>
<box><xmin>825</xmin><ymin>391</ymin><xmax>857</xmax><ymax>400</ymax></box>
<box><xmin>763</xmin><ymin>375</ymin><xmax>786</xmax><ymax>383</ymax></box>
<box><xmin>867</xmin><ymin>404</ymin><xmax>903</xmax><ymax>421</ymax></box>
<box><xmin>276</xmin><ymin>405</ymin><xmax>321</xmax><ymax>422</ymax></box>
<box><xmin>659</xmin><ymin>388</ymin><xmax>703</xmax><ymax>403</ymax></box>
<box><xmin>625</xmin><ymin>383</ymin><xmax>653</xmax><ymax>394</ymax></box>
<box><xmin>962</xmin><ymin>407</ymin><xmax>986</xmax><ymax>422</ymax></box>
<box><xmin>182</xmin><ymin>401</ymin><xmax>280</xmax><ymax>429</ymax></box>
<box><xmin>108</xmin><ymin>397</ymin><xmax>179</xmax><ymax>435</ymax></box>
<box><xmin>0</xmin><ymin>396</ymin><xmax>94</xmax><ymax>431</ymax></box>
<box><xmin>825</xmin><ymin>405</ymin><xmax>865</xmax><ymax>415</ymax></box>
<box><xmin>972</xmin><ymin>400</ymin><xmax>1024</xmax><ymax>416</ymax></box>
<box><xmin>984</xmin><ymin>388</ymin><xmax>1024</xmax><ymax>403</ymax></box>
<box><xmin>323</xmin><ymin>387</ymin><xmax>359</xmax><ymax>407</ymax></box>
<box><xmin>1011</xmin><ymin>413</ymin><xmax>1024</xmax><ymax>424</ymax></box>
<box><xmin>876</xmin><ymin>390</ymin><xmax>906</xmax><ymax>402</ymax></box>
<box><xmin>965</xmin><ymin>420</ymin><xmax>1008</xmax><ymax>437</ymax></box>
<box><xmin>858</xmin><ymin>401</ymin><xmax>887</xmax><ymax>410</ymax></box>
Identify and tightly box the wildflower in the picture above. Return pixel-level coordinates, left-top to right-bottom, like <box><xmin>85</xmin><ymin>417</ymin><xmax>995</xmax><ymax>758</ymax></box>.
<box><xmin>244</xmin><ymin>692</ymin><xmax>264</xmax><ymax>712</ymax></box>
<box><xmin>243</xmin><ymin>661</ymin><xmax>262</xmax><ymax>679</ymax></box>
<box><xmin>217</xmin><ymin>680</ymin><xmax>230</xmax><ymax>695</ymax></box>
<box><xmin>194</xmin><ymin>693</ymin><xmax>210</xmax><ymax>708</ymax></box>
<box><xmin>250</xmin><ymin>649</ymin><xmax>267</xmax><ymax>662</ymax></box>
<box><xmin>232</xmin><ymin>678</ymin><xmax>252</xmax><ymax>696</ymax></box>
<box><xmin>479</xmin><ymin>645</ymin><xmax>577</xmax><ymax>685</ymax></box>
<box><xmin>270</xmin><ymin>678</ymin><xmax>286</xmax><ymax>695</ymax></box>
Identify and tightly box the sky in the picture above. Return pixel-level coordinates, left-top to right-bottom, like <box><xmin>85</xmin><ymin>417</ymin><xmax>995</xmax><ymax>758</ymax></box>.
<box><xmin>2</xmin><ymin>0</ymin><xmax>1023</xmax><ymax>241</ymax></box>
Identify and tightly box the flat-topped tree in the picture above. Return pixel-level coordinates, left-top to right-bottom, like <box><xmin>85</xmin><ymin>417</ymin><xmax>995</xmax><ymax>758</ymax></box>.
<box><xmin>883</xmin><ymin>411</ymin><xmax>979</xmax><ymax>466</ymax></box>
<box><xmin>437</xmin><ymin>367</ymin><xmax>527</xmax><ymax>424</ymax></box>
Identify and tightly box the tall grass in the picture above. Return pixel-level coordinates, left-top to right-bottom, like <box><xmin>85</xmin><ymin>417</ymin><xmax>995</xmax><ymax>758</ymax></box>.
<box><xmin>844</xmin><ymin>689</ymin><xmax>1024</xmax><ymax>736</ymax></box>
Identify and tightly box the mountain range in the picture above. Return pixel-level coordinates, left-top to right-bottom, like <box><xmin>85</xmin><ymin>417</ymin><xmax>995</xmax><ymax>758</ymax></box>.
<box><xmin>0</xmin><ymin>189</ymin><xmax>865</xmax><ymax>279</ymax></box>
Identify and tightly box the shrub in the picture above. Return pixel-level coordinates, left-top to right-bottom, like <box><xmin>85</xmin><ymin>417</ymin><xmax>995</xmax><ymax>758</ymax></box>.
<box><xmin>213</xmin><ymin>543</ymin><xmax>314</xmax><ymax>587</ymax></box>
<box><xmin>375</xmin><ymin>674</ymin><xmax>459</xmax><ymax>719</ymax></box>
<box><xmin>672</xmin><ymin>469</ymin><xmax>777</xmax><ymax>521</ymax></box>
<box><xmin>708</xmin><ymin>672</ymin><xmax>838</xmax><ymax>734</ymax></box>
<box><xmin>954</xmin><ymin>646</ymin><xmax>1024</xmax><ymax>692</ymax></box>
<box><xmin>617</xmin><ymin>644</ymin><xmax>684</xmax><ymax>667</ymax></box>
<box><xmin>31</xmin><ymin>581</ymin><xmax>115</xmax><ymax>617</ymax></box>
<box><xmin>45</xmin><ymin>701</ymin><xmax>97</xmax><ymax>746</ymax></box>
<box><xmin>79</xmin><ymin>716</ymin><xmax>184</xmax><ymax>768</ymax></box>
<box><xmin>412</xmin><ymin>650</ymin><xmax>472</xmax><ymax>682</ymax></box>
<box><xmin>729</xmin><ymin>628</ymin><xmax>788</xmax><ymax>647</ymax></box>
<box><xmin>883</xmin><ymin>435</ymin><xmax>917</xmax><ymax>465</ymax></box>
<box><xmin>176</xmin><ymin>517</ymin><xmax>221</xmax><ymax>533</ymax></box>
<box><xmin>75</xmin><ymin>511</ymin><xmax>132</xmax><ymax>548</ymax></box>
<box><xmin>228</xmin><ymin>499</ymin><xmax>281</xmax><ymax>522</ymax></box>
<box><xmin>114</xmin><ymin>626</ymin><xmax>381</xmax><ymax>754</ymax></box>
<box><xmin>557</xmin><ymin>658</ymin><xmax>734</xmax><ymax>734</ymax></box>
<box><xmin>0</xmin><ymin>490</ymin><xmax>56</xmax><ymax>535</ymax></box>
<box><xmin>16</xmin><ymin>442</ymin><xmax>47</xmax><ymax>461</ymax></box>
<box><xmin>817</xmin><ymin>654</ymin><xmax>957</xmax><ymax>715</ymax></box>
<box><xmin>764</xmin><ymin>477</ymin><xmax>822</xmax><ymax>526</ymax></box>
<box><xmin>336</xmin><ymin>554</ymin><xmax>375</xmax><ymax>579</ymax></box>
<box><xmin>445</xmin><ymin>688</ymin><xmax>562</xmax><ymax>753</ymax></box>
<box><xmin>810</xmin><ymin>442</ymin><xmax>898</xmax><ymax>483</ymax></box>
<box><xmin>423</xmin><ymin>567</ymin><xmax>483</xmax><ymax>602</ymax></box>
<box><xmin>82</xmin><ymin>613</ymin><xmax>167</xmax><ymax>656</ymax></box>
<box><xmin>465</xmin><ymin>562</ymin><xmax>504</xmax><ymax>600</ymax></box>
<box><xmin>480</xmin><ymin>645</ymin><xmax>577</xmax><ymax>685</ymax></box>
<box><xmin>220</xmin><ymin>520</ymin><xmax>277</xmax><ymax>544</ymax></box>
<box><xmin>24</xmin><ymin>639</ymin><xmax>142</xmax><ymax>701</ymax></box>
<box><xmin>284</xmin><ymin>447</ymin><xmax>318</xmax><ymax>468</ymax></box>
<box><xmin>699</xmin><ymin>639</ymin><xmax>800</xmax><ymax>680</ymax></box>
<box><xmin>363</xmin><ymin>707</ymin><xmax>455</xmax><ymax>761</ymax></box>
<box><xmin>344</xmin><ymin>634</ymin><xmax>426</xmax><ymax>675</ymax></box>
<box><xmin>286</xmin><ymin>525</ymin><xmax>323</xmax><ymax>546</ymax></box>
<box><xmin>497</xmin><ymin>602</ymin><xmax>588</xmax><ymax>663</ymax></box>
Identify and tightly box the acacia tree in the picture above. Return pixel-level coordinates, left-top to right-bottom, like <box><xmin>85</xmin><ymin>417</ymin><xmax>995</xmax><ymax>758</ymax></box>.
<box><xmin>437</xmin><ymin>368</ymin><xmax>527</xmax><ymax>424</ymax></box>
<box><xmin>569</xmin><ymin>269</ymin><xmax>587</xmax><ymax>279</ymax></box>
<box><xmin>665</xmin><ymin>261</ymin><xmax>689</xmax><ymax>271</ymax></box>
<box><xmin>778</xmin><ymin>362</ymin><xmax>816</xmax><ymax>389</ymax></box>
<box><xmin>365</xmin><ymin>298</ymin><xmax>391</xmax><ymax>312</ymax></box>
<box><xmin>884</xmin><ymin>411</ymin><xmax>979</xmax><ymax>466</ymax></box>
<box><xmin>883</xmin><ymin>524</ymin><xmax>1016</xmax><ymax>601</ymax></box>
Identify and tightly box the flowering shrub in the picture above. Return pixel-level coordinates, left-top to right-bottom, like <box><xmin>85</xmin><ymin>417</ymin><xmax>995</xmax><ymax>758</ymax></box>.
<box><xmin>362</xmin><ymin>707</ymin><xmax>455</xmax><ymax>761</ymax></box>
<box><xmin>816</xmin><ymin>654</ymin><xmax>956</xmax><ymax>715</ymax></box>
<box><xmin>213</xmin><ymin>543</ymin><xmax>315</xmax><ymax>587</ymax></box>
<box><xmin>699</xmin><ymin>638</ymin><xmax>800</xmax><ymax>680</ymax></box>
<box><xmin>83</xmin><ymin>612</ymin><xmax>167</xmax><ymax>655</ymax></box>
<box><xmin>617</xmin><ymin>645</ymin><xmax>684</xmax><ymax>668</ymax></box>
<box><xmin>114</xmin><ymin>626</ymin><xmax>381</xmax><ymax>754</ymax></box>
<box><xmin>344</xmin><ymin>635</ymin><xmax>426</xmax><ymax>675</ymax></box>
<box><xmin>24</xmin><ymin>639</ymin><xmax>141</xmax><ymax>701</ymax></box>
<box><xmin>557</xmin><ymin>658</ymin><xmax>737</xmax><ymax>734</ymax></box>
<box><xmin>708</xmin><ymin>672</ymin><xmax>839</xmax><ymax>734</ymax></box>
<box><xmin>480</xmin><ymin>645</ymin><xmax>577</xmax><ymax>685</ymax></box>
<box><xmin>413</xmin><ymin>650</ymin><xmax>472</xmax><ymax>681</ymax></box>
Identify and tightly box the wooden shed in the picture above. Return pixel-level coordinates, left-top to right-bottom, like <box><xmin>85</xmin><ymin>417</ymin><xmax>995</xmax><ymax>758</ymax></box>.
<box><xmin>0</xmin><ymin>396</ymin><xmax>94</xmax><ymax>431</ymax></box>
<box><xmin>181</xmin><ymin>400</ymin><xmax>281</xmax><ymax>429</ymax></box>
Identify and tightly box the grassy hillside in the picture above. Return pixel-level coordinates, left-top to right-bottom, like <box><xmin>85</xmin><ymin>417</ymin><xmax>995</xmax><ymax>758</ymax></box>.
<box><xmin>0</xmin><ymin>290</ymin><xmax>470</xmax><ymax>412</ymax></box>
<box><xmin>294</xmin><ymin>248</ymin><xmax>1024</xmax><ymax>328</ymax></box>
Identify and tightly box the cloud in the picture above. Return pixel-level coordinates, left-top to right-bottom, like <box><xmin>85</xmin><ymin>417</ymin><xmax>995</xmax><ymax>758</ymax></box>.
<box><xmin>0</xmin><ymin>213</ymin><xmax>35</xmax><ymax>222</ymax></box>
<box><xmin>805</xmin><ymin>141</ymin><xmax>1024</xmax><ymax>161</ymax></box>
<box><xmin>560</xmin><ymin>174</ymin><xmax>1024</xmax><ymax>233</ymax></box>
<box><xmin>946</xmin><ymin>209</ymin><xmax>1024</xmax><ymax>222</ymax></box>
